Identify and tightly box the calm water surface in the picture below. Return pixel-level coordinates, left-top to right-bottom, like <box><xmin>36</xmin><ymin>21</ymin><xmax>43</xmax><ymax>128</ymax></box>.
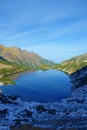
<box><xmin>0</xmin><ymin>70</ymin><xmax>72</xmax><ymax>102</ymax></box>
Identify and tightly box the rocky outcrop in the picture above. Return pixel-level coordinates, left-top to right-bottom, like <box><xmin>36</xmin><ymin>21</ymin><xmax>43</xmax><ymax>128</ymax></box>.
<box><xmin>0</xmin><ymin>84</ymin><xmax>87</xmax><ymax>130</ymax></box>
<box><xmin>70</xmin><ymin>66</ymin><xmax>87</xmax><ymax>89</ymax></box>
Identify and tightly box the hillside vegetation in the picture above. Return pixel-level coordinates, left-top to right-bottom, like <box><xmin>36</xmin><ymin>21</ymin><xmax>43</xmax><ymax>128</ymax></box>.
<box><xmin>0</xmin><ymin>44</ymin><xmax>54</xmax><ymax>84</ymax></box>
<box><xmin>0</xmin><ymin>45</ymin><xmax>54</xmax><ymax>69</ymax></box>
<box><xmin>0</xmin><ymin>58</ymin><xmax>28</xmax><ymax>84</ymax></box>
<box><xmin>54</xmin><ymin>53</ymin><xmax>87</xmax><ymax>74</ymax></box>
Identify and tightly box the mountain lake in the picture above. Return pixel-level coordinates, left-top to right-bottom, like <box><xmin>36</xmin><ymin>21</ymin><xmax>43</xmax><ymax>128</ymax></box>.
<box><xmin>0</xmin><ymin>70</ymin><xmax>72</xmax><ymax>102</ymax></box>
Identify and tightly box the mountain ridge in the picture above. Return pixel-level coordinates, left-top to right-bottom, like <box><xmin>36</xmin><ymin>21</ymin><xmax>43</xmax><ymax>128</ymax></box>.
<box><xmin>54</xmin><ymin>53</ymin><xmax>87</xmax><ymax>74</ymax></box>
<box><xmin>0</xmin><ymin>44</ymin><xmax>54</xmax><ymax>69</ymax></box>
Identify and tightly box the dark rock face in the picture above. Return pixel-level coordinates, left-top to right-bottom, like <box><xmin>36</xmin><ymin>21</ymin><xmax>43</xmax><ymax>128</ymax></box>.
<box><xmin>36</xmin><ymin>105</ymin><xmax>47</xmax><ymax>113</ymax></box>
<box><xmin>0</xmin><ymin>109</ymin><xmax>8</xmax><ymax>118</ymax></box>
<box><xmin>0</xmin><ymin>94</ymin><xmax>19</xmax><ymax>104</ymax></box>
<box><xmin>36</xmin><ymin>105</ymin><xmax>56</xmax><ymax>115</ymax></box>
<box><xmin>70</xmin><ymin>66</ymin><xmax>87</xmax><ymax>88</ymax></box>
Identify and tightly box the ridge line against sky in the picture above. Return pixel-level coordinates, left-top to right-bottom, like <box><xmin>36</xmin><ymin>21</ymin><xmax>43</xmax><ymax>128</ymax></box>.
<box><xmin>0</xmin><ymin>0</ymin><xmax>87</xmax><ymax>62</ymax></box>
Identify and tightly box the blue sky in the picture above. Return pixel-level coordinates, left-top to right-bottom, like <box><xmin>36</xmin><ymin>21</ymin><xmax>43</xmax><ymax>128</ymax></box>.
<box><xmin>0</xmin><ymin>0</ymin><xmax>87</xmax><ymax>63</ymax></box>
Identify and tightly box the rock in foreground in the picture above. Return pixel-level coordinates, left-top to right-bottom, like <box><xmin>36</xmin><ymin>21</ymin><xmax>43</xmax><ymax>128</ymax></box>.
<box><xmin>0</xmin><ymin>85</ymin><xmax>87</xmax><ymax>130</ymax></box>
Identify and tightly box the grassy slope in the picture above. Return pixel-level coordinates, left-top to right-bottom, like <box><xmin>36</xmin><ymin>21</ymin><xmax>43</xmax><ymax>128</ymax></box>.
<box><xmin>54</xmin><ymin>53</ymin><xmax>87</xmax><ymax>74</ymax></box>
<box><xmin>0</xmin><ymin>45</ymin><xmax>54</xmax><ymax>69</ymax></box>
<box><xmin>0</xmin><ymin>59</ymin><xmax>53</xmax><ymax>85</ymax></box>
<box><xmin>0</xmin><ymin>59</ymin><xmax>29</xmax><ymax>85</ymax></box>
<box><xmin>0</xmin><ymin>45</ymin><xmax>54</xmax><ymax>85</ymax></box>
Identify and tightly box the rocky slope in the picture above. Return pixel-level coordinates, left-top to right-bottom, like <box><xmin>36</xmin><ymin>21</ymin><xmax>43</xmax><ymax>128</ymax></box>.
<box><xmin>0</xmin><ymin>84</ymin><xmax>87</xmax><ymax>130</ymax></box>
<box><xmin>55</xmin><ymin>53</ymin><xmax>87</xmax><ymax>74</ymax></box>
<box><xmin>0</xmin><ymin>45</ymin><xmax>54</xmax><ymax>69</ymax></box>
<box><xmin>70</xmin><ymin>66</ymin><xmax>87</xmax><ymax>89</ymax></box>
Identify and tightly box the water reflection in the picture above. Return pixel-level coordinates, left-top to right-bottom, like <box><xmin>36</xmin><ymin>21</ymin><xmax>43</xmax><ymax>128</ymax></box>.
<box><xmin>7</xmin><ymin>71</ymin><xmax>32</xmax><ymax>80</ymax></box>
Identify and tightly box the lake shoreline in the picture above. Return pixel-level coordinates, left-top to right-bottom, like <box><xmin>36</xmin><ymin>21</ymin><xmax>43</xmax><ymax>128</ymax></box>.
<box><xmin>0</xmin><ymin>69</ymin><xmax>86</xmax><ymax>129</ymax></box>
<box><xmin>0</xmin><ymin>84</ymin><xmax>87</xmax><ymax>130</ymax></box>
<box><xmin>0</xmin><ymin>70</ymin><xmax>72</xmax><ymax>103</ymax></box>
<box><xmin>0</xmin><ymin>69</ymin><xmax>70</xmax><ymax>85</ymax></box>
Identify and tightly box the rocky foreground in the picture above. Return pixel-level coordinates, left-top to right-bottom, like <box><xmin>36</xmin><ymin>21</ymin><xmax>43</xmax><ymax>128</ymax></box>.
<box><xmin>0</xmin><ymin>84</ymin><xmax>87</xmax><ymax>130</ymax></box>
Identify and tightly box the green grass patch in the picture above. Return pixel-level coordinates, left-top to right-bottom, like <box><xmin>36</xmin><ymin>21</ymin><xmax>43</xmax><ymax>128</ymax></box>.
<box><xmin>0</xmin><ymin>77</ymin><xmax>15</xmax><ymax>85</ymax></box>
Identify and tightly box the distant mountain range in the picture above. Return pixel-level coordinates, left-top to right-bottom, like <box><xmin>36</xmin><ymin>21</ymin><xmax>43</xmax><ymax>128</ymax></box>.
<box><xmin>0</xmin><ymin>44</ymin><xmax>87</xmax><ymax>75</ymax></box>
<box><xmin>55</xmin><ymin>53</ymin><xmax>87</xmax><ymax>74</ymax></box>
<box><xmin>0</xmin><ymin>45</ymin><xmax>54</xmax><ymax>69</ymax></box>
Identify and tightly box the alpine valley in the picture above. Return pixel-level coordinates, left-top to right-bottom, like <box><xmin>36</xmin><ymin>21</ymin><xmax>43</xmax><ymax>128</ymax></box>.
<box><xmin>0</xmin><ymin>45</ymin><xmax>87</xmax><ymax>130</ymax></box>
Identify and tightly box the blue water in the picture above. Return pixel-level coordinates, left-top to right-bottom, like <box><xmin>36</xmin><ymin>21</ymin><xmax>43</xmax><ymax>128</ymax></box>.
<box><xmin>0</xmin><ymin>70</ymin><xmax>72</xmax><ymax>102</ymax></box>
